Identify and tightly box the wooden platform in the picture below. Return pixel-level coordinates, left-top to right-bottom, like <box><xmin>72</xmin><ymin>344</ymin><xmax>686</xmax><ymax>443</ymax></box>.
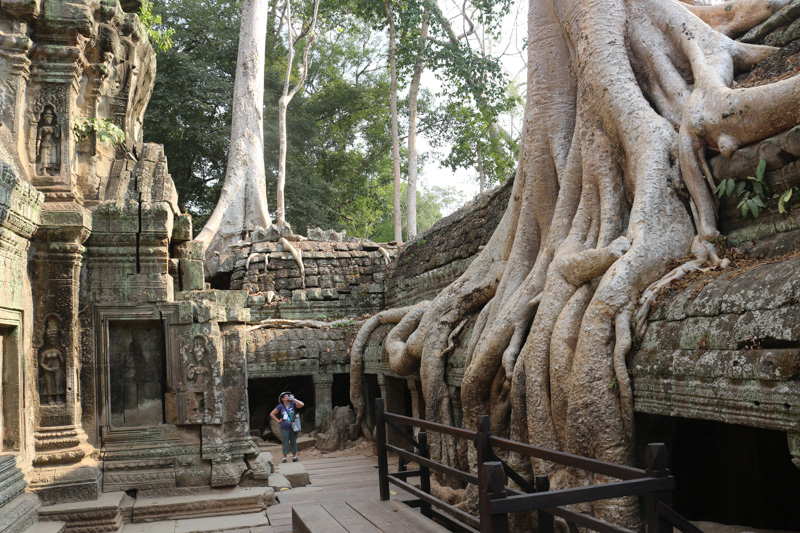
<box><xmin>292</xmin><ymin>499</ymin><xmax>451</xmax><ymax>533</ymax></box>
<box><xmin>267</xmin><ymin>455</ymin><xmax>438</xmax><ymax>533</ymax></box>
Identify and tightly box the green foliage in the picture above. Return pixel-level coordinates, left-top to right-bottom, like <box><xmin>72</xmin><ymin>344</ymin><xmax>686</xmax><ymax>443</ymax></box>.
<box><xmin>139</xmin><ymin>0</ymin><xmax>175</xmax><ymax>52</ymax></box>
<box><xmin>714</xmin><ymin>157</ymin><xmax>799</xmax><ymax>218</ymax></box>
<box><xmin>715</xmin><ymin>158</ymin><xmax>769</xmax><ymax>219</ymax></box>
<box><xmin>73</xmin><ymin>117</ymin><xmax>125</xmax><ymax>145</ymax></box>
<box><xmin>777</xmin><ymin>187</ymin><xmax>795</xmax><ymax>214</ymax></box>
<box><xmin>369</xmin><ymin>183</ymin><xmax>458</xmax><ymax>242</ymax></box>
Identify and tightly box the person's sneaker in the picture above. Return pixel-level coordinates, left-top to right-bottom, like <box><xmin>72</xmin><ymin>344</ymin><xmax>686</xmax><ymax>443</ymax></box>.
<box><xmin>282</xmin><ymin>458</ymin><xmax>287</xmax><ymax>463</ymax></box>
<box><xmin>292</xmin><ymin>457</ymin><xmax>299</xmax><ymax>462</ymax></box>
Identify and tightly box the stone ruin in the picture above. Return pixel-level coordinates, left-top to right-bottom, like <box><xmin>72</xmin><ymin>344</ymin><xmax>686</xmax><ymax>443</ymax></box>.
<box><xmin>1</xmin><ymin>0</ymin><xmax>799</xmax><ymax>531</ymax></box>
<box><xmin>0</xmin><ymin>2</ymin><xmax>404</xmax><ymax>530</ymax></box>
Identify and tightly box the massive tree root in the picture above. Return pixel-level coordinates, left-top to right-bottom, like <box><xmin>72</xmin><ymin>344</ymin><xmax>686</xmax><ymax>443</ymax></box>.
<box><xmin>350</xmin><ymin>0</ymin><xmax>800</xmax><ymax>527</ymax></box>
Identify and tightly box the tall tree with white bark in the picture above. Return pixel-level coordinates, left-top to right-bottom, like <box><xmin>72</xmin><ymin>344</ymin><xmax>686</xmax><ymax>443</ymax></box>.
<box><xmin>276</xmin><ymin>0</ymin><xmax>320</xmax><ymax>228</ymax></box>
<box><xmin>196</xmin><ymin>0</ymin><xmax>271</xmax><ymax>248</ymax></box>
<box><xmin>351</xmin><ymin>0</ymin><xmax>797</xmax><ymax>527</ymax></box>
<box><xmin>384</xmin><ymin>0</ymin><xmax>404</xmax><ymax>243</ymax></box>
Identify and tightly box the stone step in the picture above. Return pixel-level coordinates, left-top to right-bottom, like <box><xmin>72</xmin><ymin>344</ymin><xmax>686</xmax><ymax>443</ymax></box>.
<box><xmin>121</xmin><ymin>511</ymin><xmax>271</xmax><ymax>533</ymax></box>
<box><xmin>0</xmin><ymin>493</ymin><xmax>40</xmax><ymax>533</ymax></box>
<box><xmin>38</xmin><ymin>491</ymin><xmax>125</xmax><ymax>533</ymax></box>
<box><xmin>131</xmin><ymin>486</ymin><xmax>275</xmax><ymax>523</ymax></box>
<box><xmin>23</xmin><ymin>521</ymin><xmax>66</xmax><ymax>533</ymax></box>
<box><xmin>268</xmin><ymin>473</ymin><xmax>291</xmax><ymax>492</ymax></box>
<box><xmin>275</xmin><ymin>462</ymin><xmax>309</xmax><ymax>488</ymax></box>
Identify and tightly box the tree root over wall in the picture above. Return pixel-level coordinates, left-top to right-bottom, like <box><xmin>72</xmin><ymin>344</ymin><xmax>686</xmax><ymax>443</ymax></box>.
<box><xmin>351</xmin><ymin>0</ymin><xmax>800</xmax><ymax>528</ymax></box>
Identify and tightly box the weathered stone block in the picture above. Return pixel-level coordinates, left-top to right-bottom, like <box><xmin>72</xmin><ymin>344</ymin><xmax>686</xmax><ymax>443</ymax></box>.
<box><xmin>172</xmin><ymin>214</ymin><xmax>193</xmax><ymax>242</ymax></box>
<box><xmin>292</xmin><ymin>290</ymin><xmax>307</xmax><ymax>302</ymax></box>
<box><xmin>180</xmin><ymin>259</ymin><xmax>204</xmax><ymax>291</ymax></box>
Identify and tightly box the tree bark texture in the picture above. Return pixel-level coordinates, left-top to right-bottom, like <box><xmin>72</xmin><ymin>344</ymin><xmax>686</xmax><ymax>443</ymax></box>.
<box><xmin>277</xmin><ymin>0</ymin><xmax>319</xmax><ymax>228</ymax></box>
<box><xmin>351</xmin><ymin>0</ymin><xmax>799</xmax><ymax>528</ymax></box>
<box><xmin>406</xmin><ymin>8</ymin><xmax>429</xmax><ymax>240</ymax></box>
<box><xmin>386</xmin><ymin>0</ymin><xmax>403</xmax><ymax>243</ymax></box>
<box><xmin>197</xmin><ymin>0</ymin><xmax>271</xmax><ymax>245</ymax></box>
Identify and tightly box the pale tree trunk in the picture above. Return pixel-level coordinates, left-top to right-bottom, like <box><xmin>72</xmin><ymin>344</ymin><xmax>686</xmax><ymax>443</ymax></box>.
<box><xmin>197</xmin><ymin>0</ymin><xmax>271</xmax><ymax>246</ymax></box>
<box><xmin>476</xmin><ymin>143</ymin><xmax>485</xmax><ymax>194</ymax></box>
<box><xmin>406</xmin><ymin>8</ymin><xmax>429</xmax><ymax>240</ymax></box>
<box><xmin>276</xmin><ymin>0</ymin><xmax>320</xmax><ymax>228</ymax></box>
<box><xmin>352</xmin><ymin>0</ymin><xmax>799</xmax><ymax>528</ymax></box>
<box><xmin>385</xmin><ymin>0</ymin><xmax>403</xmax><ymax>243</ymax></box>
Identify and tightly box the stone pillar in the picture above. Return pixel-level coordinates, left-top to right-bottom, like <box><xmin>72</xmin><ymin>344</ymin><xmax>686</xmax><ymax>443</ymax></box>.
<box><xmin>449</xmin><ymin>385</ymin><xmax>463</xmax><ymax>430</ymax></box>
<box><xmin>313</xmin><ymin>373</ymin><xmax>334</xmax><ymax>429</ymax></box>
<box><xmin>0</xmin><ymin>18</ymin><xmax>32</xmax><ymax>141</ymax></box>
<box><xmin>407</xmin><ymin>378</ymin><xmax>422</xmax><ymax>419</ymax></box>
<box><xmin>28</xmin><ymin>204</ymin><xmax>100</xmax><ymax>503</ymax></box>
<box><xmin>377</xmin><ymin>374</ymin><xmax>407</xmax><ymax>449</ymax></box>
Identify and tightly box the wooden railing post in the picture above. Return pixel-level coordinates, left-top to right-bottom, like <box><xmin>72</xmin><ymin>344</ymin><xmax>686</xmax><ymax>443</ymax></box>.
<box><xmin>418</xmin><ymin>430</ymin><xmax>432</xmax><ymax>518</ymax></box>
<box><xmin>645</xmin><ymin>443</ymin><xmax>674</xmax><ymax>533</ymax></box>
<box><xmin>476</xmin><ymin>415</ymin><xmax>492</xmax><ymax>496</ymax></box>
<box><xmin>376</xmin><ymin>397</ymin><xmax>390</xmax><ymax>501</ymax></box>
<box><xmin>535</xmin><ymin>475</ymin><xmax>555</xmax><ymax>533</ymax></box>
<box><xmin>479</xmin><ymin>461</ymin><xmax>508</xmax><ymax>533</ymax></box>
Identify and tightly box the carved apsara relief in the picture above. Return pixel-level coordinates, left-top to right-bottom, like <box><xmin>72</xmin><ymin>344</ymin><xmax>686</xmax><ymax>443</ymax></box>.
<box><xmin>35</xmin><ymin>106</ymin><xmax>60</xmax><ymax>175</ymax></box>
<box><xmin>38</xmin><ymin>315</ymin><xmax>66</xmax><ymax>406</ymax></box>
<box><xmin>28</xmin><ymin>86</ymin><xmax>67</xmax><ymax>177</ymax></box>
<box><xmin>179</xmin><ymin>332</ymin><xmax>217</xmax><ymax>424</ymax></box>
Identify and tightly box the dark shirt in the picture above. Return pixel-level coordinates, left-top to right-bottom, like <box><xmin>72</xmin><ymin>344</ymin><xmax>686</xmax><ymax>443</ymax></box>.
<box><xmin>275</xmin><ymin>401</ymin><xmax>296</xmax><ymax>430</ymax></box>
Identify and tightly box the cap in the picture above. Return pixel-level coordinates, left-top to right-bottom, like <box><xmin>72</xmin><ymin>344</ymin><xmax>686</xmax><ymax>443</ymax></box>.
<box><xmin>279</xmin><ymin>391</ymin><xmax>292</xmax><ymax>402</ymax></box>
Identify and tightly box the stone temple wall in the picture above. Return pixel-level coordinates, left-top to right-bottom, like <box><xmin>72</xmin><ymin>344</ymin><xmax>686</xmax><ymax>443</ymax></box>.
<box><xmin>0</xmin><ymin>0</ymin><xmax>275</xmax><ymax>524</ymax></box>
<box><xmin>384</xmin><ymin>179</ymin><xmax>512</xmax><ymax>308</ymax></box>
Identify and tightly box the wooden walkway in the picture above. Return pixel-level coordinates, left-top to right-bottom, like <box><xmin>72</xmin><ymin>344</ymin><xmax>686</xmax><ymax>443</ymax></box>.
<box><xmin>267</xmin><ymin>455</ymin><xmax>443</xmax><ymax>533</ymax></box>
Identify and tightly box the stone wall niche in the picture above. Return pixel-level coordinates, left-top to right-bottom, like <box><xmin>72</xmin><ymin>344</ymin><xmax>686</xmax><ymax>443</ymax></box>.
<box><xmin>93</xmin><ymin>305</ymin><xmax>204</xmax><ymax>493</ymax></box>
<box><xmin>107</xmin><ymin>320</ymin><xmax>165</xmax><ymax>428</ymax></box>
<box><xmin>0</xmin><ymin>311</ymin><xmax>23</xmax><ymax>453</ymax></box>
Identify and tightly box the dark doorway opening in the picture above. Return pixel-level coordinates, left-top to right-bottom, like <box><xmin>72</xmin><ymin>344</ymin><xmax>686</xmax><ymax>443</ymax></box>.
<box><xmin>636</xmin><ymin>412</ymin><xmax>800</xmax><ymax>530</ymax></box>
<box><xmin>332</xmin><ymin>373</ymin><xmax>350</xmax><ymax>409</ymax></box>
<box><xmin>248</xmin><ymin>375</ymin><xmax>313</xmax><ymax>438</ymax></box>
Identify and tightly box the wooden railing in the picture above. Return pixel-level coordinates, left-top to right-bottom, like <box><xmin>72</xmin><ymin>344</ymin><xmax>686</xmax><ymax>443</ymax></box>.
<box><xmin>375</xmin><ymin>398</ymin><xmax>702</xmax><ymax>533</ymax></box>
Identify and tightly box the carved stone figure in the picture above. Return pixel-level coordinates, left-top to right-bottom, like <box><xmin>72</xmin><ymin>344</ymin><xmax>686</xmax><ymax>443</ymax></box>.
<box><xmin>35</xmin><ymin>106</ymin><xmax>60</xmax><ymax>176</ymax></box>
<box><xmin>187</xmin><ymin>335</ymin><xmax>211</xmax><ymax>417</ymax></box>
<box><xmin>38</xmin><ymin>317</ymin><xmax>66</xmax><ymax>406</ymax></box>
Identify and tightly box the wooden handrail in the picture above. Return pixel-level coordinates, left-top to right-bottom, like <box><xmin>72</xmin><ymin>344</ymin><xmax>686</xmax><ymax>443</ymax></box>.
<box><xmin>488</xmin><ymin>435</ymin><xmax>648</xmax><ymax>480</ymax></box>
<box><xmin>375</xmin><ymin>398</ymin><xmax>694</xmax><ymax>533</ymax></box>
<box><xmin>382</xmin><ymin>410</ymin><xmax>476</xmax><ymax>440</ymax></box>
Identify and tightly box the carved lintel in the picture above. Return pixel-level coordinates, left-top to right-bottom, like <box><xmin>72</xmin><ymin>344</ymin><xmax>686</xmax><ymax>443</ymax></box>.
<box><xmin>789</xmin><ymin>432</ymin><xmax>800</xmax><ymax>470</ymax></box>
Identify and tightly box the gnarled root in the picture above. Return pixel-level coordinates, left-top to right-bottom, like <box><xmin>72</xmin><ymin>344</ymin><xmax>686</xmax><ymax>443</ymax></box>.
<box><xmin>349</xmin><ymin>304</ymin><xmax>424</xmax><ymax>437</ymax></box>
<box><xmin>347</xmin><ymin>0</ymin><xmax>800</xmax><ymax>527</ymax></box>
<box><xmin>683</xmin><ymin>0</ymin><xmax>791</xmax><ymax>37</ymax></box>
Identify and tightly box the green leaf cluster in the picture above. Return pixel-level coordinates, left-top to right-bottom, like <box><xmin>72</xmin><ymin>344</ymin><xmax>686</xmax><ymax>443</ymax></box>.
<box><xmin>73</xmin><ymin>117</ymin><xmax>126</xmax><ymax>146</ymax></box>
<box><xmin>139</xmin><ymin>0</ymin><xmax>175</xmax><ymax>52</ymax></box>
<box><xmin>714</xmin><ymin>157</ymin><xmax>799</xmax><ymax>218</ymax></box>
<box><xmin>715</xmin><ymin>158</ymin><xmax>769</xmax><ymax>219</ymax></box>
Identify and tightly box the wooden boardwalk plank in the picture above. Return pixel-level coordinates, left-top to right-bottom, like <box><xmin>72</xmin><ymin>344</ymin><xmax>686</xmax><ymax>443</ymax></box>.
<box><xmin>322</xmin><ymin>503</ymin><xmax>382</xmax><ymax>533</ymax></box>
<box><xmin>270</xmin><ymin>455</ymin><xmax>430</xmax><ymax>532</ymax></box>
<box><xmin>369</xmin><ymin>501</ymin><xmax>451</xmax><ymax>533</ymax></box>
<box><xmin>347</xmin><ymin>500</ymin><xmax>421</xmax><ymax>532</ymax></box>
<box><xmin>292</xmin><ymin>506</ymin><xmax>349</xmax><ymax>533</ymax></box>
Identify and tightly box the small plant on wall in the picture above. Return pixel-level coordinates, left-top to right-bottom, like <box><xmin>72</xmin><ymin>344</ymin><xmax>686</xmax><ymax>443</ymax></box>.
<box><xmin>715</xmin><ymin>158</ymin><xmax>770</xmax><ymax>219</ymax></box>
<box><xmin>72</xmin><ymin>117</ymin><xmax>125</xmax><ymax>146</ymax></box>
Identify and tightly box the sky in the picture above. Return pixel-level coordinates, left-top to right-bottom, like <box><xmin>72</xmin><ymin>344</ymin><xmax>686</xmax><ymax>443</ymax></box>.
<box><xmin>416</xmin><ymin>0</ymin><xmax>528</xmax><ymax>215</ymax></box>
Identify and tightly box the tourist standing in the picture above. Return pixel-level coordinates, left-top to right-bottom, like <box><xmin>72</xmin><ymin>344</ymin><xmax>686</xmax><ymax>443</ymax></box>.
<box><xmin>270</xmin><ymin>391</ymin><xmax>304</xmax><ymax>463</ymax></box>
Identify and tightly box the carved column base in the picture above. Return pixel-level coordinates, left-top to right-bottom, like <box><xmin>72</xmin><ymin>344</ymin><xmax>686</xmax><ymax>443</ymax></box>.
<box><xmin>244</xmin><ymin>452</ymin><xmax>272</xmax><ymax>481</ymax></box>
<box><xmin>29</xmin><ymin>427</ymin><xmax>100</xmax><ymax>504</ymax></box>
<box><xmin>789</xmin><ymin>432</ymin><xmax>800</xmax><ymax>470</ymax></box>
<box><xmin>210</xmin><ymin>458</ymin><xmax>247</xmax><ymax>488</ymax></box>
